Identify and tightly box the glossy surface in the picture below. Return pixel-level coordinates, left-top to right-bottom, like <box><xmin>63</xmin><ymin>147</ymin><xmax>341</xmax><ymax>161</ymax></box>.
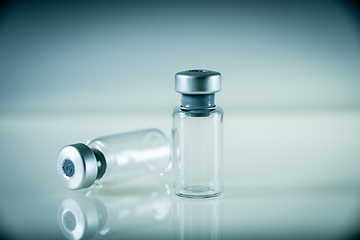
<box><xmin>1</xmin><ymin>110</ymin><xmax>360</xmax><ymax>239</ymax></box>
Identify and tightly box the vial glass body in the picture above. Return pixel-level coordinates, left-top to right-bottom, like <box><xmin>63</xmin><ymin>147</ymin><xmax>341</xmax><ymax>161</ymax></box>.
<box><xmin>87</xmin><ymin>129</ymin><xmax>170</xmax><ymax>187</ymax></box>
<box><xmin>172</xmin><ymin>106</ymin><xmax>224</xmax><ymax>198</ymax></box>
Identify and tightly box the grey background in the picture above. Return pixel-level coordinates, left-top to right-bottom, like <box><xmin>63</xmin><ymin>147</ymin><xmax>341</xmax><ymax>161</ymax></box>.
<box><xmin>0</xmin><ymin>0</ymin><xmax>359</xmax><ymax>112</ymax></box>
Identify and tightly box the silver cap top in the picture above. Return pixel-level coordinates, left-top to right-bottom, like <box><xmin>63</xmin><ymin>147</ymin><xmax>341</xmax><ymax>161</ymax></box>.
<box><xmin>57</xmin><ymin>143</ymin><xmax>98</xmax><ymax>190</ymax></box>
<box><xmin>175</xmin><ymin>69</ymin><xmax>221</xmax><ymax>95</ymax></box>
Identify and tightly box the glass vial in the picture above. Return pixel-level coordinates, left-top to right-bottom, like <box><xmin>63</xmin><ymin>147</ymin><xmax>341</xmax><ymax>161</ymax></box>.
<box><xmin>172</xmin><ymin>69</ymin><xmax>224</xmax><ymax>198</ymax></box>
<box><xmin>57</xmin><ymin>128</ymin><xmax>170</xmax><ymax>190</ymax></box>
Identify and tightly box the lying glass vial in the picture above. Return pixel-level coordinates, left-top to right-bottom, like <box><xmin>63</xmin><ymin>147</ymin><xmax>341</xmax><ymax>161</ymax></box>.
<box><xmin>57</xmin><ymin>129</ymin><xmax>170</xmax><ymax>190</ymax></box>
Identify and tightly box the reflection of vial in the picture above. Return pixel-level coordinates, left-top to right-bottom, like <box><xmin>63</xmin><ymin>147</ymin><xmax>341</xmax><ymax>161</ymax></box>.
<box><xmin>172</xmin><ymin>197</ymin><xmax>223</xmax><ymax>240</ymax></box>
<box><xmin>172</xmin><ymin>70</ymin><xmax>224</xmax><ymax>198</ymax></box>
<box><xmin>58</xmin><ymin>179</ymin><xmax>171</xmax><ymax>240</ymax></box>
<box><xmin>57</xmin><ymin>129</ymin><xmax>170</xmax><ymax>190</ymax></box>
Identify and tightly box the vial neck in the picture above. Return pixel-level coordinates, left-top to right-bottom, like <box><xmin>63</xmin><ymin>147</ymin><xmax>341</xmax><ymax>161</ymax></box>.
<box><xmin>91</xmin><ymin>148</ymin><xmax>107</xmax><ymax>180</ymax></box>
<box><xmin>181</xmin><ymin>94</ymin><xmax>215</xmax><ymax>110</ymax></box>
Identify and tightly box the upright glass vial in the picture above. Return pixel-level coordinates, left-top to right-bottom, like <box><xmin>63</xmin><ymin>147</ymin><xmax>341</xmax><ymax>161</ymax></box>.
<box><xmin>57</xmin><ymin>129</ymin><xmax>170</xmax><ymax>190</ymax></box>
<box><xmin>172</xmin><ymin>69</ymin><xmax>224</xmax><ymax>198</ymax></box>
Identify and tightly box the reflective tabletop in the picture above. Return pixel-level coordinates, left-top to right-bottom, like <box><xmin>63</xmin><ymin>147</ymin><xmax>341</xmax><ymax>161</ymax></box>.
<box><xmin>0</xmin><ymin>110</ymin><xmax>360</xmax><ymax>239</ymax></box>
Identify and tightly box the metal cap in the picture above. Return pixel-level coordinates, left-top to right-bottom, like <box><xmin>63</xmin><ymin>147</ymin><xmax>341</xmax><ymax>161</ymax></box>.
<box><xmin>57</xmin><ymin>143</ymin><xmax>98</xmax><ymax>190</ymax></box>
<box><xmin>175</xmin><ymin>69</ymin><xmax>221</xmax><ymax>95</ymax></box>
